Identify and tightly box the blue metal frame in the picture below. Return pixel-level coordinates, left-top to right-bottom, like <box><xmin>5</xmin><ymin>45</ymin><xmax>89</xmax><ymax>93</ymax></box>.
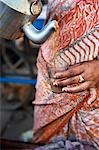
<box><xmin>0</xmin><ymin>77</ymin><xmax>37</xmax><ymax>85</ymax></box>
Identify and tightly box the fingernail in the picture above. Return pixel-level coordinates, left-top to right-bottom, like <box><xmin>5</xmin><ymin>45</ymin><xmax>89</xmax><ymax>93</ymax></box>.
<box><xmin>62</xmin><ymin>88</ymin><xmax>68</xmax><ymax>92</ymax></box>
<box><xmin>53</xmin><ymin>82</ymin><xmax>58</xmax><ymax>86</ymax></box>
<box><xmin>54</xmin><ymin>73</ymin><xmax>59</xmax><ymax>78</ymax></box>
<box><xmin>62</xmin><ymin>88</ymin><xmax>65</xmax><ymax>92</ymax></box>
<box><xmin>53</xmin><ymin>75</ymin><xmax>57</xmax><ymax>78</ymax></box>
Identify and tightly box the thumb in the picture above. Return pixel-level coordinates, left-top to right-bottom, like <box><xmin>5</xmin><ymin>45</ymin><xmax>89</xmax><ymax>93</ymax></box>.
<box><xmin>87</xmin><ymin>88</ymin><xmax>97</xmax><ymax>105</ymax></box>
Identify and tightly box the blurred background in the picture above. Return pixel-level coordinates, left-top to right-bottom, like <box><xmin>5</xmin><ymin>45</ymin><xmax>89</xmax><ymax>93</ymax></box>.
<box><xmin>0</xmin><ymin>0</ymin><xmax>48</xmax><ymax>147</ymax></box>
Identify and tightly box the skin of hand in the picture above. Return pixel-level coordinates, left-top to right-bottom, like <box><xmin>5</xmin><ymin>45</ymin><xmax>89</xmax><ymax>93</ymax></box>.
<box><xmin>53</xmin><ymin>60</ymin><xmax>99</xmax><ymax>93</ymax></box>
<box><xmin>53</xmin><ymin>60</ymin><xmax>99</xmax><ymax>104</ymax></box>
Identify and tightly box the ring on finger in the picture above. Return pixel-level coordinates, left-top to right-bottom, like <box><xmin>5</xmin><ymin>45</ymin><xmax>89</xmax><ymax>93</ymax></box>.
<box><xmin>79</xmin><ymin>75</ymin><xmax>85</xmax><ymax>83</ymax></box>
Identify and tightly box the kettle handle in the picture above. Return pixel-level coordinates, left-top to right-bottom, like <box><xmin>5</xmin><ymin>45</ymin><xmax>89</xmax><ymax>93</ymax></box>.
<box><xmin>23</xmin><ymin>20</ymin><xmax>58</xmax><ymax>44</ymax></box>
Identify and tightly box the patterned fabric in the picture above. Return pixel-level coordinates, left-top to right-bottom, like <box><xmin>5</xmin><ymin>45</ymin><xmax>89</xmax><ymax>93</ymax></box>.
<box><xmin>35</xmin><ymin>139</ymin><xmax>96</xmax><ymax>150</ymax></box>
<box><xmin>33</xmin><ymin>0</ymin><xmax>99</xmax><ymax>149</ymax></box>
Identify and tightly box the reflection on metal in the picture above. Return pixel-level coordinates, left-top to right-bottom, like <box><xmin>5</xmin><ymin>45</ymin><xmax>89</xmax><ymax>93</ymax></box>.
<box><xmin>23</xmin><ymin>20</ymin><xmax>57</xmax><ymax>44</ymax></box>
<box><xmin>1</xmin><ymin>0</ymin><xmax>31</xmax><ymax>15</ymax></box>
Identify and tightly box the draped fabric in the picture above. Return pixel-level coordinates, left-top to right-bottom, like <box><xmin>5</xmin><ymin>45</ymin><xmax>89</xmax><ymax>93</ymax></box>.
<box><xmin>33</xmin><ymin>0</ymin><xmax>99</xmax><ymax>149</ymax></box>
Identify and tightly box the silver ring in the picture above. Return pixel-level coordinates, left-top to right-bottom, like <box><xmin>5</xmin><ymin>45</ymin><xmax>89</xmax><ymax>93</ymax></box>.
<box><xmin>79</xmin><ymin>75</ymin><xmax>85</xmax><ymax>83</ymax></box>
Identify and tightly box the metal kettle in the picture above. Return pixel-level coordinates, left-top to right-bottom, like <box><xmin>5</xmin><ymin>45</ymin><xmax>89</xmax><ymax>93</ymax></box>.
<box><xmin>0</xmin><ymin>0</ymin><xmax>57</xmax><ymax>44</ymax></box>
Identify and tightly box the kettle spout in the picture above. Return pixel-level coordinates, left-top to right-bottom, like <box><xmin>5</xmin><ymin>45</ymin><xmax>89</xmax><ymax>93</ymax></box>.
<box><xmin>23</xmin><ymin>20</ymin><xmax>58</xmax><ymax>44</ymax></box>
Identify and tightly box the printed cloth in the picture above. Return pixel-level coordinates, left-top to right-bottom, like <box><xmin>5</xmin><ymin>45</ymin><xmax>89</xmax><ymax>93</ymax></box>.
<box><xmin>33</xmin><ymin>0</ymin><xmax>99</xmax><ymax>149</ymax></box>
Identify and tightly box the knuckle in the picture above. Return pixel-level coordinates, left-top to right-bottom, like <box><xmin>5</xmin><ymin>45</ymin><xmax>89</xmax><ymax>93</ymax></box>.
<box><xmin>59</xmin><ymin>80</ymin><xmax>65</xmax><ymax>86</ymax></box>
<box><xmin>91</xmin><ymin>81</ymin><xmax>96</xmax><ymax>87</ymax></box>
<box><xmin>88</xmin><ymin>82</ymin><xmax>93</xmax><ymax>88</ymax></box>
<box><xmin>61</xmin><ymin>81</ymin><xmax>65</xmax><ymax>86</ymax></box>
<box><xmin>68</xmin><ymin>69</ymin><xmax>75</xmax><ymax>76</ymax></box>
<box><xmin>87</xmin><ymin>74</ymin><xmax>92</xmax><ymax>80</ymax></box>
<box><xmin>66</xmin><ymin>78</ymin><xmax>75</xmax><ymax>84</ymax></box>
<box><xmin>70</xmin><ymin>77</ymin><xmax>76</xmax><ymax>83</ymax></box>
<box><xmin>80</xmin><ymin>86</ymin><xmax>84</xmax><ymax>91</ymax></box>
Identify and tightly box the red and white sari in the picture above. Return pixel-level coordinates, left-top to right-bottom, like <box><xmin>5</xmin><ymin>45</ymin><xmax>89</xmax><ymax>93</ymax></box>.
<box><xmin>33</xmin><ymin>0</ymin><xmax>99</xmax><ymax>149</ymax></box>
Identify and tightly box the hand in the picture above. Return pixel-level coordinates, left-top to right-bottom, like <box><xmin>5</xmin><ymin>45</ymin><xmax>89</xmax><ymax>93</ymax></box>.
<box><xmin>53</xmin><ymin>60</ymin><xmax>99</xmax><ymax>93</ymax></box>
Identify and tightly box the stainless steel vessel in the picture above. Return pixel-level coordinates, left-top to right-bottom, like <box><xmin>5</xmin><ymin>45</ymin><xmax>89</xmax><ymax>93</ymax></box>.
<box><xmin>0</xmin><ymin>0</ymin><xmax>57</xmax><ymax>44</ymax></box>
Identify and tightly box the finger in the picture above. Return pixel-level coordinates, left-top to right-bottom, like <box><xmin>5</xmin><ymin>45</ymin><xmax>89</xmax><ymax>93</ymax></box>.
<box><xmin>54</xmin><ymin>65</ymin><xmax>84</xmax><ymax>79</ymax></box>
<box><xmin>62</xmin><ymin>81</ymin><xmax>91</xmax><ymax>93</ymax></box>
<box><xmin>53</xmin><ymin>75</ymin><xmax>80</xmax><ymax>86</ymax></box>
<box><xmin>87</xmin><ymin>88</ymin><xmax>97</xmax><ymax>105</ymax></box>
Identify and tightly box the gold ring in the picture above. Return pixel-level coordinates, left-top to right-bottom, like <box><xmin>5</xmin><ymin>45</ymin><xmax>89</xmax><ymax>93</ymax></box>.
<box><xmin>79</xmin><ymin>75</ymin><xmax>85</xmax><ymax>83</ymax></box>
